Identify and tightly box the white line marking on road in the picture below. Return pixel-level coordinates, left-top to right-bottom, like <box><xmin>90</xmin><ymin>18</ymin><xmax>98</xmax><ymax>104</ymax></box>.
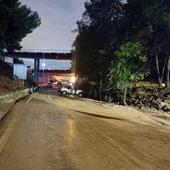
<box><xmin>26</xmin><ymin>95</ymin><xmax>33</xmax><ymax>103</ymax></box>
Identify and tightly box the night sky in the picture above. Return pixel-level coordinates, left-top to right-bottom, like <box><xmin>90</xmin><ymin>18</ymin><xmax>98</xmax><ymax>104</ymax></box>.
<box><xmin>20</xmin><ymin>0</ymin><xmax>86</xmax><ymax>69</ymax></box>
<box><xmin>21</xmin><ymin>0</ymin><xmax>86</xmax><ymax>51</ymax></box>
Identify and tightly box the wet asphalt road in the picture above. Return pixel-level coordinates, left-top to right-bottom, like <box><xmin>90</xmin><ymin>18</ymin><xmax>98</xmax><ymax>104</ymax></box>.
<box><xmin>0</xmin><ymin>93</ymin><xmax>170</xmax><ymax>170</ymax></box>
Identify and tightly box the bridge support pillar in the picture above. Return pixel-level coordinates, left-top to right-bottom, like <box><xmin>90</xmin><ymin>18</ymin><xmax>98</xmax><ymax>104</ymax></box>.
<box><xmin>34</xmin><ymin>57</ymin><xmax>40</xmax><ymax>84</ymax></box>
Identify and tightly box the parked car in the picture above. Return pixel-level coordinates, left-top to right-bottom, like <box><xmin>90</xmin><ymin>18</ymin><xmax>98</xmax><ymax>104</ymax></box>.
<box><xmin>60</xmin><ymin>86</ymin><xmax>84</xmax><ymax>97</ymax></box>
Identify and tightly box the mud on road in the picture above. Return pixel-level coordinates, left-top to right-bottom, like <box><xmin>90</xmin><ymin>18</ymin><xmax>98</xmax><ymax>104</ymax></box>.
<box><xmin>0</xmin><ymin>93</ymin><xmax>170</xmax><ymax>170</ymax></box>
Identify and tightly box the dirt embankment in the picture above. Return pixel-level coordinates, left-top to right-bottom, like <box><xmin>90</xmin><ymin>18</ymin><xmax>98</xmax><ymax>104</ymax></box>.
<box><xmin>0</xmin><ymin>60</ymin><xmax>13</xmax><ymax>94</ymax></box>
<box><xmin>52</xmin><ymin>95</ymin><xmax>170</xmax><ymax>129</ymax></box>
<box><xmin>0</xmin><ymin>60</ymin><xmax>13</xmax><ymax>78</ymax></box>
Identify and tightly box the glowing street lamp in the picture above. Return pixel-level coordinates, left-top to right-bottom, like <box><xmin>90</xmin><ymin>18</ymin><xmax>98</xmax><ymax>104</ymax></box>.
<box><xmin>42</xmin><ymin>62</ymin><xmax>46</xmax><ymax>69</ymax></box>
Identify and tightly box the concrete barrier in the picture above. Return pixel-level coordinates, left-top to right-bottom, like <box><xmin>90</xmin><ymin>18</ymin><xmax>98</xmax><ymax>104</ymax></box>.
<box><xmin>0</xmin><ymin>89</ymin><xmax>30</xmax><ymax>120</ymax></box>
<box><xmin>0</xmin><ymin>89</ymin><xmax>30</xmax><ymax>103</ymax></box>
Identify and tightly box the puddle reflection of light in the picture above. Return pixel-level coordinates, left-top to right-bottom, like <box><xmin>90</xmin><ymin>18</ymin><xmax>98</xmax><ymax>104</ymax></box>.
<box><xmin>66</xmin><ymin>119</ymin><xmax>75</xmax><ymax>141</ymax></box>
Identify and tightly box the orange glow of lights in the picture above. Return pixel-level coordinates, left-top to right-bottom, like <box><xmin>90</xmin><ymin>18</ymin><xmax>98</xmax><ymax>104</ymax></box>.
<box><xmin>71</xmin><ymin>76</ymin><xmax>76</xmax><ymax>83</ymax></box>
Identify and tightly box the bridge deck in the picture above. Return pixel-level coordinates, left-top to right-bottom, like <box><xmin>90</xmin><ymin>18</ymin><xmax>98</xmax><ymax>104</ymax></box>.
<box><xmin>4</xmin><ymin>52</ymin><xmax>72</xmax><ymax>60</ymax></box>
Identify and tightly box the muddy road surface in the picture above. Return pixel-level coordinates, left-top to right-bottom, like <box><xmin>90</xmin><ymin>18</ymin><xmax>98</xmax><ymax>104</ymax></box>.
<box><xmin>0</xmin><ymin>93</ymin><xmax>170</xmax><ymax>170</ymax></box>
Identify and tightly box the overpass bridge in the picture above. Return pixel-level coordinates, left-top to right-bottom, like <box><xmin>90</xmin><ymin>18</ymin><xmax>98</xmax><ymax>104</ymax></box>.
<box><xmin>4</xmin><ymin>51</ymin><xmax>73</xmax><ymax>84</ymax></box>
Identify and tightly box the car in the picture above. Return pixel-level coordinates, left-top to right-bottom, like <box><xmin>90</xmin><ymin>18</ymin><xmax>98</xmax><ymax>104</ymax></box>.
<box><xmin>52</xmin><ymin>81</ymin><xmax>61</xmax><ymax>90</ymax></box>
<box><xmin>60</xmin><ymin>86</ymin><xmax>84</xmax><ymax>97</ymax></box>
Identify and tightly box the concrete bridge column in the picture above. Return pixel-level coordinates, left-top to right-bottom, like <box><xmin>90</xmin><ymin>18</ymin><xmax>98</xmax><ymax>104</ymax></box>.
<box><xmin>34</xmin><ymin>57</ymin><xmax>40</xmax><ymax>84</ymax></box>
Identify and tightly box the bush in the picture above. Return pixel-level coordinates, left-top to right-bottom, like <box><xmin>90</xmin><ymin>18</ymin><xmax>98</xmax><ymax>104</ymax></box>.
<box><xmin>0</xmin><ymin>76</ymin><xmax>26</xmax><ymax>91</ymax></box>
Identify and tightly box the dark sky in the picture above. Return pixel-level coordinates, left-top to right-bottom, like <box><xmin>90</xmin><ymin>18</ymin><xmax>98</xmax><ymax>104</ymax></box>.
<box><xmin>21</xmin><ymin>0</ymin><xmax>86</xmax><ymax>52</ymax></box>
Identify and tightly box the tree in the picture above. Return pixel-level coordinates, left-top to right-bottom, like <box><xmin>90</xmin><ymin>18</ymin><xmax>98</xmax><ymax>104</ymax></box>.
<box><xmin>74</xmin><ymin>0</ymin><xmax>170</xmax><ymax>103</ymax></box>
<box><xmin>108</xmin><ymin>42</ymin><xmax>148</xmax><ymax>105</ymax></box>
<box><xmin>0</xmin><ymin>0</ymin><xmax>41</xmax><ymax>52</ymax></box>
<box><xmin>73</xmin><ymin>0</ymin><xmax>124</xmax><ymax>99</ymax></box>
<box><xmin>144</xmin><ymin>0</ymin><xmax>170</xmax><ymax>87</ymax></box>
<box><xmin>123</xmin><ymin>0</ymin><xmax>170</xmax><ymax>87</ymax></box>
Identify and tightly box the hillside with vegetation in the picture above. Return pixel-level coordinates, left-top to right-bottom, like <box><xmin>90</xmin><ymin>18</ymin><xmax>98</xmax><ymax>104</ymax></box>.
<box><xmin>73</xmin><ymin>0</ymin><xmax>170</xmax><ymax>111</ymax></box>
<box><xmin>0</xmin><ymin>0</ymin><xmax>41</xmax><ymax>94</ymax></box>
<box><xmin>0</xmin><ymin>60</ymin><xmax>27</xmax><ymax>94</ymax></box>
<box><xmin>0</xmin><ymin>60</ymin><xmax>12</xmax><ymax>94</ymax></box>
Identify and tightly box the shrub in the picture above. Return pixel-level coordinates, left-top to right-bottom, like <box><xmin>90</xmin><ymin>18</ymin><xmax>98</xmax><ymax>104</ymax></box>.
<box><xmin>0</xmin><ymin>76</ymin><xmax>26</xmax><ymax>91</ymax></box>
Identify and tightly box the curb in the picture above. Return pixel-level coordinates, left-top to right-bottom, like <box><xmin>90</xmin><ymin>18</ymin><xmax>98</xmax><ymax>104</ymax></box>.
<box><xmin>0</xmin><ymin>101</ymin><xmax>17</xmax><ymax>121</ymax></box>
<box><xmin>0</xmin><ymin>89</ymin><xmax>31</xmax><ymax>121</ymax></box>
<box><xmin>0</xmin><ymin>89</ymin><xmax>30</xmax><ymax>103</ymax></box>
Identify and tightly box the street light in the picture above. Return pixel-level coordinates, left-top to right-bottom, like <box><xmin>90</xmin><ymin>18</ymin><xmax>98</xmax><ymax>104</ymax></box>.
<box><xmin>42</xmin><ymin>62</ymin><xmax>46</xmax><ymax>69</ymax></box>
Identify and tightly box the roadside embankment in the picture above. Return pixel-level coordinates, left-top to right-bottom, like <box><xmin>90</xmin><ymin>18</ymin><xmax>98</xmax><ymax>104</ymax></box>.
<box><xmin>53</xmin><ymin>95</ymin><xmax>170</xmax><ymax>129</ymax></box>
<box><xmin>83</xmin><ymin>98</ymin><xmax>170</xmax><ymax>129</ymax></box>
<box><xmin>0</xmin><ymin>89</ymin><xmax>30</xmax><ymax>120</ymax></box>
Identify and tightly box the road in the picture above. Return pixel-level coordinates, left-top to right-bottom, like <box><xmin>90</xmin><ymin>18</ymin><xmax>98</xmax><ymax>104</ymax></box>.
<box><xmin>0</xmin><ymin>93</ymin><xmax>170</xmax><ymax>170</ymax></box>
